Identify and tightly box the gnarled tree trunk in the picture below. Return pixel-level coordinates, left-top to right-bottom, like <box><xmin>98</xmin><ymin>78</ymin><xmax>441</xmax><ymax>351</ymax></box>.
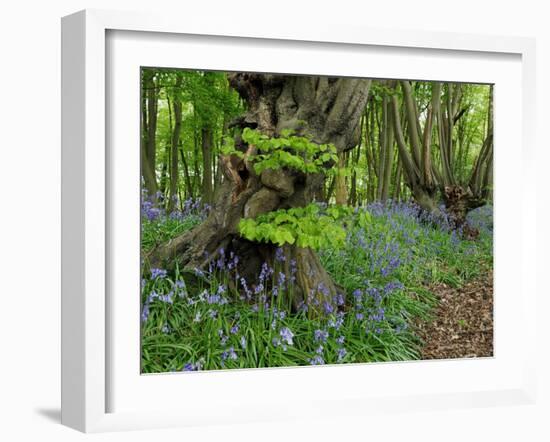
<box><xmin>147</xmin><ymin>73</ymin><xmax>371</xmax><ymax>316</ymax></box>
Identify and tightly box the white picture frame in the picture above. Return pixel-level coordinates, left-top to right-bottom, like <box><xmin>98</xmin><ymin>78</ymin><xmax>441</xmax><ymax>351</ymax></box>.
<box><xmin>61</xmin><ymin>9</ymin><xmax>537</xmax><ymax>433</ymax></box>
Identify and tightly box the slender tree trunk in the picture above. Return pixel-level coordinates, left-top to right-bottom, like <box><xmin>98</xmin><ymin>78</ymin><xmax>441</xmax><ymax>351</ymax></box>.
<box><xmin>201</xmin><ymin>128</ymin><xmax>214</xmax><ymax>204</ymax></box>
<box><xmin>394</xmin><ymin>161</ymin><xmax>402</xmax><ymax>201</ymax></box>
<box><xmin>349</xmin><ymin>114</ymin><xmax>364</xmax><ymax>205</ymax></box>
<box><xmin>376</xmin><ymin>96</ymin><xmax>388</xmax><ymax>200</ymax></box>
<box><xmin>168</xmin><ymin>76</ymin><xmax>183</xmax><ymax>213</ymax></box>
<box><xmin>141</xmin><ymin>70</ymin><xmax>159</xmax><ymax>197</ymax></box>
<box><xmin>179</xmin><ymin>146</ymin><xmax>193</xmax><ymax>199</ymax></box>
<box><xmin>325</xmin><ymin>175</ymin><xmax>336</xmax><ymax>203</ymax></box>
<box><xmin>401</xmin><ymin>80</ymin><xmax>422</xmax><ymax>170</ymax></box>
<box><xmin>365</xmin><ymin>106</ymin><xmax>377</xmax><ymax>202</ymax></box>
<box><xmin>381</xmin><ymin>96</ymin><xmax>394</xmax><ymax>201</ymax></box>
<box><xmin>335</xmin><ymin>151</ymin><xmax>348</xmax><ymax>205</ymax></box>
<box><xmin>159</xmin><ymin>154</ymin><xmax>168</xmax><ymax>199</ymax></box>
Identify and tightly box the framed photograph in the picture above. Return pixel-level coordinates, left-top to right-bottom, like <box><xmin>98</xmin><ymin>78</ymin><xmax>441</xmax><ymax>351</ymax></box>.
<box><xmin>61</xmin><ymin>9</ymin><xmax>537</xmax><ymax>432</ymax></box>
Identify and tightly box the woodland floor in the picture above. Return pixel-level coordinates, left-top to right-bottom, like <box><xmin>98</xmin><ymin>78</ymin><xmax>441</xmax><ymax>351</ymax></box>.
<box><xmin>416</xmin><ymin>271</ymin><xmax>494</xmax><ymax>360</ymax></box>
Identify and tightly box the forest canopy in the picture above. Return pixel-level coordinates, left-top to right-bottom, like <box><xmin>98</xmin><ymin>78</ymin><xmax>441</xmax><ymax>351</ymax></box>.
<box><xmin>141</xmin><ymin>69</ymin><xmax>492</xmax><ymax>218</ymax></box>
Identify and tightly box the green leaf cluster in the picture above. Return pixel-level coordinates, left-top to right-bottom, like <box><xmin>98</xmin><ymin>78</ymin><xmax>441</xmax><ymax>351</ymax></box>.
<box><xmin>238</xmin><ymin>203</ymin><xmax>367</xmax><ymax>250</ymax></box>
<box><xmin>240</xmin><ymin>128</ymin><xmax>338</xmax><ymax>175</ymax></box>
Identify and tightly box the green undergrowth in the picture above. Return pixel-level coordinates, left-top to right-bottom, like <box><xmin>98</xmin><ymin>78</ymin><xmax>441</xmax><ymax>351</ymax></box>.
<box><xmin>140</xmin><ymin>200</ymin><xmax>493</xmax><ymax>373</ymax></box>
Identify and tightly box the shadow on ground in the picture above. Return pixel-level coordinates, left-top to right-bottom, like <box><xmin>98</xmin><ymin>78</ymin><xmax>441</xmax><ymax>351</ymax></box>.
<box><xmin>35</xmin><ymin>407</ymin><xmax>61</xmax><ymax>423</ymax></box>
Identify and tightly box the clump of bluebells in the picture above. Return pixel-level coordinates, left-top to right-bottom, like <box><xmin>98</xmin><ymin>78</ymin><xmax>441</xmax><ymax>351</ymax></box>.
<box><xmin>321</xmin><ymin>199</ymin><xmax>492</xmax><ymax>290</ymax></box>
<box><xmin>141</xmin><ymin>189</ymin><xmax>211</xmax><ymax>250</ymax></box>
<box><xmin>141</xmin><ymin>199</ymin><xmax>493</xmax><ymax>373</ymax></box>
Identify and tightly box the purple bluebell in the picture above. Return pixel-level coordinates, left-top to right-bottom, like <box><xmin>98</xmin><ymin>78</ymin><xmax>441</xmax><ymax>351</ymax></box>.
<box><xmin>323</xmin><ymin>301</ymin><xmax>334</xmax><ymax>315</ymax></box>
<box><xmin>221</xmin><ymin>347</ymin><xmax>238</xmax><ymax>362</ymax></box>
<box><xmin>150</xmin><ymin>268</ymin><xmax>167</xmax><ymax>280</ymax></box>
<box><xmin>141</xmin><ymin>303</ymin><xmax>150</xmax><ymax>323</ymax></box>
<box><xmin>275</xmin><ymin>247</ymin><xmax>286</xmax><ymax>262</ymax></box>
<box><xmin>337</xmin><ymin>347</ymin><xmax>347</xmax><ymax>361</ymax></box>
<box><xmin>280</xmin><ymin>327</ymin><xmax>294</xmax><ymax>346</ymax></box>
<box><xmin>314</xmin><ymin>329</ymin><xmax>329</xmax><ymax>343</ymax></box>
<box><xmin>309</xmin><ymin>355</ymin><xmax>325</xmax><ymax>365</ymax></box>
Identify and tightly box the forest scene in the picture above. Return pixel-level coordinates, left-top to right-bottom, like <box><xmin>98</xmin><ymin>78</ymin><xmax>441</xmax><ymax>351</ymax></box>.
<box><xmin>140</xmin><ymin>68</ymin><xmax>493</xmax><ymax>373</ymax></box>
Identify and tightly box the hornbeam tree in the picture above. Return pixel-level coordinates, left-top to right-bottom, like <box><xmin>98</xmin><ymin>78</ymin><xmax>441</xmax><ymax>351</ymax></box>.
<box><xmin>147</xmin><ymin>73</ymin><xmax>371</xmax><ymax>315</ymax></box>
<box><xmin>391</xmin><ymin>80</ymin><xmax>493</xmax><ymax>229</ymax></box>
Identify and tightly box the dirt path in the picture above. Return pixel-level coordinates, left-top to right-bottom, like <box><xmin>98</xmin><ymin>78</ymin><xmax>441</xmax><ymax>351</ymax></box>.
<box><xmin>416</xmin><ymin>271</ymin><xmax>493</xmax><ymax>360</ymax></box>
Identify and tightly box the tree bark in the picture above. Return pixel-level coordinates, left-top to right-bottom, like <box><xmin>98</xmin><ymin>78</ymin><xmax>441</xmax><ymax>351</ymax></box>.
<box><xmin>201</xmin><ymin>128</ymin><xmax>214</xmax><ymax>204</ymax></box>
<box><xmin>168</xmin><ymin>75</ymin><xmax>183</xmax><ymax>213</ymax></box>
<box><xmin>141</xmin><ymin>70</ymin><xmax>159</xmax><ymax>197</ymax></box>
<box><xmin>148</xmin><ymin>74</ymin><xmax>371</xmax><ymax>316</ymax></box>
<box><xmin>381</xmin><ymin>95</ymin><xmax>394</xmax><ymax>201</ymax></box>
<box><xmin>335</xmin><ymin>151</ymin><xmax>348</xmax><ymax>205</ymax></box>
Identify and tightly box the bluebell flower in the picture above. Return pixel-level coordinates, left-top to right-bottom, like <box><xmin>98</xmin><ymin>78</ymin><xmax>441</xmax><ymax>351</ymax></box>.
<box><xmin>314</xmin><ymin>329</ymin><xmax>329</xmax><ymax>343</ymax></box>
<box><xmin>150</xmin><ymin>268</ymin><xmax>167</xmax><ymax>280</ymax></box>
<box><xmin>280</xmin><ymin>327</ymin><xmax>294</xmax><ymax>346</ymax></box>
<box><xmin>221</xmin><ymin>347</ymin><xmax>238</xmax><ymax>361</ymax></box>
<box><xmin>141</xmin><ymin>303</ymin><xmax>150</xmax><ymax>323</ymax></box>
<box><xmin>328</xmin><ymin>311</ymin><xmax>345</xmax><ymax>330</ymax></box>
<box><xmin>323</xmin><ymin>301</ymin><xmax>334</xmax><ymax>315</ymax></box>
<box><xmin>254</xmin><ymin>283</ymin><xmax>264</xmax><ymax>295</ymax></box>
<box><xmin>207</xmin><ymin>293</ymin><xmax>221</xmax><ymax>304</ymax></box>
<box><xmin>309</xmin><ymin>355</ymin><xmax>325</xmax><ymax>365</ymax></box>
<box><xmin>158</xmin><ymin>292</ymin><xmax>173</xmax><ymax>304</ymax></box>
<box><xmin>147</xmin><ymin>290</ymin><xmax>159</xmax><ymax>303</ymax></box>
<box><xmin>275</xmin><ymin>247</ymin><xmax>286</xmax><ymax>262</ymax></box>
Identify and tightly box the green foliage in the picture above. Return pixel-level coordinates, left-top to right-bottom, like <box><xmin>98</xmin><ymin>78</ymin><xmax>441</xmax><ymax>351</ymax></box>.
<box><xmin>219</xmin><ymin>136</ymin><xmax>244</xmax><ymax>158</ymax></box>
<box><xmin>240</xmin><ymin>128</ymin><xmax>338</xmax><ymax>175</ymax></box>
<box><xmin>141</xmin><ymin>68</ymin><xmax>244</xmax><ymax>203</ymax></box>
<box><xmin>238</xmin><ymin>203</ymin><xmax>368</xmax><ymax>249</ymax></box>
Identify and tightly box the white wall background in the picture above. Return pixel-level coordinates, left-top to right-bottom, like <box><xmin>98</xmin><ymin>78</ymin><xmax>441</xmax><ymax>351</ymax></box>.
<box><xmin>0</xmin><ymin>1</ymin><xmax>547</xmax><ymax>441</ymax></box>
